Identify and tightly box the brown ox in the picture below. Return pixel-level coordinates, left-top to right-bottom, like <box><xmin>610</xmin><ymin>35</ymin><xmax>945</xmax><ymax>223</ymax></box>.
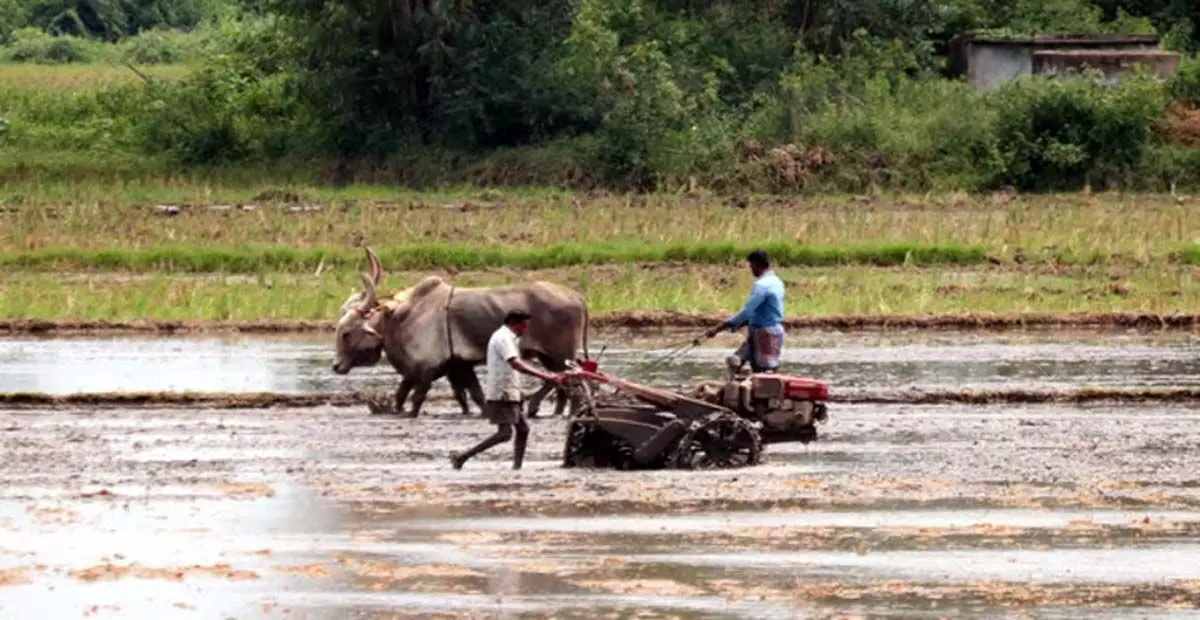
<box><xmin>332</xmin><ymin>248</ymin><xmax>589</xmax><ymax>418</ymax></box>
<box><xmin>336</xmin><ymin>250</ymin><xmax>481</xmax><ymax>416</ymax></box>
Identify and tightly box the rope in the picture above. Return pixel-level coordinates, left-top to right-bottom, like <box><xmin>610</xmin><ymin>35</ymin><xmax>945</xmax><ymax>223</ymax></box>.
<box><xmin>633</xmin><ymin>339</ymin><xmax>698</xmax><ymax>372</ymax></box>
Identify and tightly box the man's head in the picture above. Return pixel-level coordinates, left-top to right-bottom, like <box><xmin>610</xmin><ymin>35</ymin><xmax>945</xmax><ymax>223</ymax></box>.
<box><xmin>747</xmin><ymin>249</ymin><xmax>770</xmax><ymax>277</ymax></box>
<box><xmin>504</xmin><ymin>310</ymin><xmax>533</xmax><ymax>336</ymax></box>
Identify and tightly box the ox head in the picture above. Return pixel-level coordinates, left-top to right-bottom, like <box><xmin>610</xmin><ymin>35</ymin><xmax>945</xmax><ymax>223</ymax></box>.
<box><xmin>338</xmin><ymin>246</ymin><xmax>384</xmax><ymax>319</ymax></box>
<box><xmin>332</xmin><ymin>271</ymin><xmax>385</xmax><ymax>375</ymax></box>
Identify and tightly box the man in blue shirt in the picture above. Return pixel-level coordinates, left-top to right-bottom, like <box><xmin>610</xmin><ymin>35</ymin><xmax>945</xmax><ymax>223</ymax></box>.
<box><xmin>699</xmin><ymin>249</ymin><xmax>785</xmax><ymax>375</ymax></box>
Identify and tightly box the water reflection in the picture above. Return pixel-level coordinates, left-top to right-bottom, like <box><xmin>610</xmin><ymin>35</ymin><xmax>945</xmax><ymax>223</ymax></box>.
<box><xmin>0</xmin><ymin>331</ymin><xmax>1196</xmax><ymax>395</ymax></box>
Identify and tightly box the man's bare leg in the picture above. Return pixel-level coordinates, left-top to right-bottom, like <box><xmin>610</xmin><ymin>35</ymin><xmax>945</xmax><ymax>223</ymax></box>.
<box><xmin>511</xmin><ymin>415</ymin><xmax>530</xmax><ymax>470</ymax></box>
<box><xmin>451</xmin><ymin>424</ymin><xmax>513</xmax><ymax>469</ymax></box>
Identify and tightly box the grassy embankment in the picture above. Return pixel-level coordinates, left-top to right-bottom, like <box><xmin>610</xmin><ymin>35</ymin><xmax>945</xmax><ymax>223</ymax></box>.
<box><xmin>1</xmin><ymin>181</ymin><xmax>1197</xmax><ymax>322</ymax></box>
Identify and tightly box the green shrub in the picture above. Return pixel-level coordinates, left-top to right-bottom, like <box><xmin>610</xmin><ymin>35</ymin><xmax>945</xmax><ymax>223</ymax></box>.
<box><xmin>0</xmin><ymin>0</ymin><xmax>26</xmax><ymax>45</ymax></box>
<box><xmin>3</xmin><ymin>27</ymin><xmax>105</xmax><ymax>64</ymax></box>
<box><xmin>990</xmin><ymin>71</ymin><xmax>1166</xmax><ymax>191</ymax></box>
<box><xmin>1168</xmin><ymin>55</ymin><xmax>1200</xmax><ymax>103</ymax></box>
<box><xmin>777</xmin><ymin>35</ymin><xmax>1003</xmax><ymax>192</ymax></box>
<box><xmin>0</xmin><ymin>83</ymin><xmax>149</xmax><ymax>152</ymax></box>
<box><xmin>118</xmin><ymin>28</ymin><xmax>198</xmax><ymax>64</ymax></box>
<box><xmin>1139</xmin><ymin>144</ymin><xmax>1200</xmax><ymax>191</ymax></box>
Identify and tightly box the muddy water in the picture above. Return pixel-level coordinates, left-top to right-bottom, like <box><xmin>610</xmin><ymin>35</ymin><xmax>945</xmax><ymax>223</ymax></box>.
<box><xmin>2</xmin><ymin>328</ymin><xmax>1199</xmax><ymax>617</ymax></box>
<box><xmin>2</xmin><ymin>402</ymin><xmax>1200</xmax><ymax>618</ymax></box>
<box><xmin>1</xmin><ymin>328</ymin><xmax>1197</xmax><ymax>394</ymax></box>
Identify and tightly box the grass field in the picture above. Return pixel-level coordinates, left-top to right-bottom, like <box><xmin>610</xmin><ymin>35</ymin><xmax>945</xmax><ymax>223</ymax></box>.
<box><xmin>2</xmin><ymin>190</ymin><xmax>1197</xmax><ymax>261</ymax></box>
<box><xmin>2</xmin><ymin>264</ymin><xmax>1195</xmax><ymax>321</ymax></box>
<box><xmin>2</xmin><ymin>178</ymin><xmax>1198</xmax><ymax>323</ymax></box>
<box><xmin>0</xmin><ymin>62</ymin><xmax>190</xmax><ymax>92</ymax></box>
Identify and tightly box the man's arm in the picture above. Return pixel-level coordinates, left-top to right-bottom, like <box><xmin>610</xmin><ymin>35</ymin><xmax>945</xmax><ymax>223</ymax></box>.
<box><xmin>706</xmin><ymin>283</ymin><xmax>765</xmax><ymax>338</ymax></box>
<box><xmin>496</xmin><ymin>334</ymin><xmax>561</xmax><ymax>383</ymax></box>
<box><xmin>508</xmin><ymin>357</ymin><xmax>561</xmax><ymax>383</ymax></box>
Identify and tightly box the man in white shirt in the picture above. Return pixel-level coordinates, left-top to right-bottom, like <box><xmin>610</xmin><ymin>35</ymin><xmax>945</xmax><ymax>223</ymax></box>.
<box><xmin>451</xmin><ymin>310</ymin><xmax>565</xmax><ymax>470</ymax></box>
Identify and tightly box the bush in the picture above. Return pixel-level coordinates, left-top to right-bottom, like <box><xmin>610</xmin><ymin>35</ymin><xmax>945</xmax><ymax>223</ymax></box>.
<box><xmin>776</xmin><ymin>35</ymin><xmax>1003</xmax><ymax>192</ymax></box>
<box><xmin>0</xmin><ymin>0</ymin><xmax>26</xmax><ymax>45</ymax></box>
<box><xmin>131</xmin><ymin>55</ymin><xmax>313</xmax><ymax>165</ymax></box>
<box><xmin>3</xmin><ymin>27</ymin><xmax>105</xmax><ymax>64</ymax></box>
<box><xmin>1139</xmin><ymin>144</ymin><xmax>1200</xmax><ymax>190</ymax></box>
<box><xmin>990</xmin><ymin>71</ymin><xmax>1166</xmax><ymax>191</ymax></box>
<box><xmin>1168</xmin><ymin>55</ymin><xmax>1200</xmax><ymax>103</ymax></box>
<box><xmin>118</xmin><ymin>28</ymin><xmax>199</xmax><ymax>64</ymax></box>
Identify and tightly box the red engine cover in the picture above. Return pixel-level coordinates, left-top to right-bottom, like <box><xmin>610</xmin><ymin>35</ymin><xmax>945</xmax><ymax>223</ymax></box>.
<box><xmin>753</xmin><ymin>373</ymin><xmax>829</xmax><ymax>401</ymax></box>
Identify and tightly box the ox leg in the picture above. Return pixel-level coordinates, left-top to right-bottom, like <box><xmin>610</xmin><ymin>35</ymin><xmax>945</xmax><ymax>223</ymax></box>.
<box><xmin>453</xmin><ymin>363</ymin><xmax>486</xmax><ymax>415</ymax></box>
<box><xmin>407</xmin><ymin>379</ymin><xmax>434</xmax><ymax>418</ymax></box>
<box><xmin>444</xmin><ymin>368</ymin><xmax>470</xmax><ymax>416</ymax></box>
<box><xmin>445</xmin><ymin>362</ymin><xmax>481</xmax><ymax>416</ymax></box>
<box><xmin>526</xmin><ymin>354</ymin><xmax>570</xmax><ymax>418</ymax></box>
<box><xmin>392</xmin><ymin>376</ymin><xmax>415</xmax><ymax>417</ymax></box>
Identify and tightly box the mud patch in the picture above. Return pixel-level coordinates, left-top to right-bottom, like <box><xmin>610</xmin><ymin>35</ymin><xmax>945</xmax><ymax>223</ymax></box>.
<box><xmin>0</xmin><ymin>391</ymin><xmax>360</xmax><ymax>409</ymax></box>
<box><xmin>0</xmin><ymin>567</ymin><xmax>31</xmax><ymax>585</ymax></box>
<box><xmin>573</xmin><ymin>578</ymin><xmax>707</xmax><ymax>597</ymax></box>
<box><xmin>793</xmin><ymin>579</ymin><xmax>1200</xmax><ymax>609</ymax></box>
<box><xmin>274</xmin><ymin>563</ymin><xmax>333</xmax><ymax>579</ymax></box>
<box><xmin>218</xmin><ymin>483</ymin><xmax>276</xmax><ymax>499</ymax></box>
<box><xmin>69</xmin><ymin>562</ymin><xmax>260</xmax><ymax>582</ymax></box>
<box><xmin>839</xmin><ymin>386</ymin><xmax>1200</xmax><ymax>405</ymax></box>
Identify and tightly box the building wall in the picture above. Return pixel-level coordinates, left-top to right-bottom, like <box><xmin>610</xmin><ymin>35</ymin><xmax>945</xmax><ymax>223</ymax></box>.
<box><xmin>1033</xmin><ymin>51</ymin><xmax>1182</xmax><ymax>86</ymax></box>
<box><xmin>967</xmin><ymin>45</ymin><xmax>1033</xmax><ymax>92</ymax></box>
<box><xmin>956</xmin><ymin>35</ymin><xmax>1179</xmax><ymax>91</ymax></box>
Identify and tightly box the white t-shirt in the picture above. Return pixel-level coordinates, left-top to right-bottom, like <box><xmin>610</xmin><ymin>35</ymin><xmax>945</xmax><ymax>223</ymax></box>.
<box><xmin>485</xmin><ymin>324</ymin><xmax>523</xmax><ymax>402</ymax></box>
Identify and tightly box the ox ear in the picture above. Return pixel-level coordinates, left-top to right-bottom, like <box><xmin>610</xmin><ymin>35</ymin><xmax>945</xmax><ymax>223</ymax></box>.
<box><xmin>365</xmin><ymin>246</ymin><xmax>383</xmax><ymax>286</ymax></box>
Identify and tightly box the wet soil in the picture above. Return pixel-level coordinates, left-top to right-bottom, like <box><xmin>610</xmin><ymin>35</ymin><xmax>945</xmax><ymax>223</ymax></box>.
<box><xmin>2</xmin><ymin>402</ymin><xmax>1200</xmax><ymax>618</ymax></box>
<box><xmin>1</xmin><ymin>329</ymin><xmax>1198</xmax><ymax>617</ymax></box>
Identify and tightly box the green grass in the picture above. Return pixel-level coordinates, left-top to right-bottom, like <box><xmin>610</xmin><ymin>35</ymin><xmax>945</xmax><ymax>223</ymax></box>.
<box><xmin>1</xmin><ymin>189</ymin><xmax>1197</xmax><ymax>265</ymax></box>
<box><xmin>2</xmin><ymin>265</ymin><xmax>1194</xmax><ymax>321</ymax></box>
<box><xmin>0</xmin><ymin>62</ymin><xmax>190</xmax><ymax>92</ymax></box>
<box><xmin>0</xmin><ymin>242</ymin><xmax>989</xmax><ymax>272</ymax></box>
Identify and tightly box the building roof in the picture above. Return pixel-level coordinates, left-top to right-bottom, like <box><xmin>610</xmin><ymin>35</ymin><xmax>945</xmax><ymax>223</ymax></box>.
<box><xmin>960</xmin><ymin>33</ymin><xmax>1160</xmax><ymax>47</ymax></box>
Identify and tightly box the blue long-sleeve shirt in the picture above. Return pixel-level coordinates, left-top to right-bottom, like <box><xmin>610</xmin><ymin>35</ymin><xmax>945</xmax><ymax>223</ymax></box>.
<box><xmin>727</xmin><ymin>270</ymin><xmax>784</xmax><ymax>330</ymax></box>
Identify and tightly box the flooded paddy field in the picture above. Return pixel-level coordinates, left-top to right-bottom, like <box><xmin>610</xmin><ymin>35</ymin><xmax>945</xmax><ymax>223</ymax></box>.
<box><xmin>1</xmin><ymin>327</ymin><xmax>1197</xmax><ymax>395</ymax></box>
<box><xmin>1</xmin><ymin>328</ymin><xmax>1199</xmax><ymax>618</ymax></box>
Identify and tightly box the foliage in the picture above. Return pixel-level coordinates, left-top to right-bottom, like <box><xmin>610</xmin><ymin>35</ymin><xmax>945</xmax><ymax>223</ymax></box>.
<box><xmin>1168</xmin><ymin>55</ymin><xmax>1200</xmax><ymax>102</ymax></box>
<box><xmin>22</xmin><ymin>0</ymin><xmax>206</xmax><ymax>41</ymax></box>
<box><xmin>116</xmin><ymin>27</ymin><xmax>200</xmax><ymax>63</ymax></box>
<box><xmin>991</xmin><ymin>71</ymin><xmax>1167</xmax><ymax>190</ymax></box>
<box><xmin>0</xmin><ymin>0</ymin><xmax>27</xmax><ymax>45</ymax></box>
<box><xmin>2</xmin><ymin>0</ymin><xmax>1200</xmax><ymax>192</ymax></box>
<box><xmin>3</xmin><ymin>27</ymin><xmax>104</xmax><ymax>63</ymax></box>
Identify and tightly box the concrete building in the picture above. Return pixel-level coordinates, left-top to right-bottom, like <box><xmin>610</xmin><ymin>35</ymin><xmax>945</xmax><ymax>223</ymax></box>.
<box><xmin>948</xmin><ymin>34</ymin><xmax>1182</xmax><ymax>91</ymax></box>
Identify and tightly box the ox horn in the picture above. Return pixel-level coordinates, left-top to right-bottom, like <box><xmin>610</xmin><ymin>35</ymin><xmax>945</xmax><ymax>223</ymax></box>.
<box><xmin>365</xmin><ymin>246</ymin><xmax>383</xmax><ymax>286</ymax></box>
<box><xmin>360</xmin><ymin>273</ymin><xmax>378</xmax><ymax>307</ymax></box>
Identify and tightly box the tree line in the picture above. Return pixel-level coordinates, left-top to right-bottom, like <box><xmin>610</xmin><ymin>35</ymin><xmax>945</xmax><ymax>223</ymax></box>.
<box><xmin>3</xmin><ymin>0</ymin><xmax>1200</xmax><ymax>191</ymax></box>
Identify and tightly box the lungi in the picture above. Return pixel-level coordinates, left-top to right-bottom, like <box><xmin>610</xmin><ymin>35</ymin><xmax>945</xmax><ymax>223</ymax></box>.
<box><xmin>735</xmin><ymin>325</ymin><xmax>785</xmax><ymax>372</ymax></box>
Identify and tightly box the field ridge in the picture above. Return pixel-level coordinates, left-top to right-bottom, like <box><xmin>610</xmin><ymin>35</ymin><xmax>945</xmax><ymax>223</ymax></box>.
<box><xmin>4</xmin><ymin>386</ymin><xmax>1198</xmax><ymax>410</ymax></box>
<box><xmin>3</xmin><ymin>311</ymin><xmax>1198</xmax><ymax>335</ymax></box>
